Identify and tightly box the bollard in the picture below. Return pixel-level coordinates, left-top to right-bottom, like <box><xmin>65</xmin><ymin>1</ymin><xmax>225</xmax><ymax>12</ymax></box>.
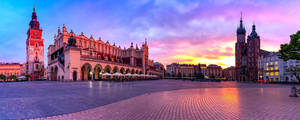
<box><xmin>289</xmin><ymin>86</ymin><xmax>298</xmax><ymax>97</ymax></box>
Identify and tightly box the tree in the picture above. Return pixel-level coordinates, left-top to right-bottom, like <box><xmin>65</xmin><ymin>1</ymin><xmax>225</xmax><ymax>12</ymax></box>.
<box><xmin>25</xmin><ymin>74</ymin><xmax>31</xmax><ymax>81</ymax></box>
<box><xmin>165</xmin><ymin>72</ymin><xmax>171</xmax><ymax>77</ymax></box>
<box><xmin>279</xmin><ymin>31</ymin><xmax>300</xmax><ymax>83</ymax></box>
<box><xmin>9</xmin><ymin>75</ymin><xmax>17</xmax><ymax>81</ymax></box>
<box><xmin>0</xmin><ymin>74</ymin><xmax>6</xmax><ymax>81</ymax></box>
<box><xmin>177</xmin><ymin>72</ymin><xmax>182</xmax><ymax>79</ymax></box>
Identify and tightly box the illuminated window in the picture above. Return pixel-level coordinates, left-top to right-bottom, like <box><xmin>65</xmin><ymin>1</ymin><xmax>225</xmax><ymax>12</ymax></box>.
<box><xmin>275</xmin><ymin>72</ymin><xmax>279</xmax><ymax>76</ymax></box>
<box><xmin>275</xmin><ymin>67</ymin><xmax>278</xmax><ymax>70</ymax></box>
<box><xmin>266</xmin><ymin>63</ymin><xmax>269</xmax><ymax>66</ymax></box>
<box><xmin>270</xmin><ymin>62</ymin><xmax>273</xmax><ymax>65</ymax></box>
<box><xmin>275</xmin><ymin>61</ymin><xmax>278</xmax><ymax>65</ymax></box>
<box><xmin>270</xmin><ymin>67</ymin><xmax>273</xmax><ymax>70</ymax></box>
<box><xmin>266</xmin><ymin>72</ymin><xmax>269</xmax><ymax>76</ymax></box>
<box><xmin>270</xmin><ymin>72</ymin><xmax>274</xmax><ymax>76</ymax></box>
<box><xmin>266</xmin><ymin>68</ymin><xmax>269</xmax><ymax>71</ymax></box>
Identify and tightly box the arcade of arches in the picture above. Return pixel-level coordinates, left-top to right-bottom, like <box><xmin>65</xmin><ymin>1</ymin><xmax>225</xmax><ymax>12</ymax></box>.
<box><xmin>49</xmin><ymin>62</ymin><xmax>162</xmax><ymax>81</ymax></box>
<box><xmin>79</xmin><ymin>63</ymin><xmax>143</xmax><ymax>81</ymax></box>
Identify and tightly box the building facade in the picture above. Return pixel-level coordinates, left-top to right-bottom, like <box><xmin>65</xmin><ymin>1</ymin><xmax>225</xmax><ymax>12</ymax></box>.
<box><xmin>207</xmin><ymin>64</ymin><xmax>222</xmax><ymax>79</ymax></box>
<box><xmin>166</xmin><ymin>63</ymin><xmax>202</xmax><ymax>77</ymax></box>
<box><xmin>284</xmin><ymin>60</ymin><xmax>300</xmax><ymax>82</ymax></box>
<box><xmin>262</xmin><ymin>52</ymin><xmax>300</xmax><ymax>82</ymax></box>
<box><xmin>223</xmin><ymin>66</ymin><xmax>235</xmax><ymax>81</ymax></box>
<box><xmin>26</xmin><ymin>7</ymin><xmax>45</xmax><ymax>80</ymax></box>
<box><xmin>47</xmin><ymin>26</ymin><xmax>162</xmax><ymax>81</ymax></box>
<box><xmin>0</xmin><ymin>63</ymin><xmax>22</xmax><ymax>81</ymax></box>
<box><xmin>235</xmin><ymin>16</ymin><xmax>261</xmax><ymax>81</ymax></box>
<box><xmin>263</xmin><ymin>52</ymin><xmax>284</xmax><ymax>82</ymax></box>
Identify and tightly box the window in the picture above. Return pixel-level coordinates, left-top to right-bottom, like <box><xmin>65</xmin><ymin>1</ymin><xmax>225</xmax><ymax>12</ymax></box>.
<box><xmin>270</xmin><ymin>72</ymin><xmax>274</xmax><ymax>76</ymax></box>
<box><xmin>275</xmin><ymin>61</ymin><xmax>278</xmax><ymax>65</ymax></box>
<box><xmin>270</xmin><ymin>67</ymin><xmax>273</xmax><ymax>70</ymax></box>
<box><xmin>266</xmin><ymin>72</ymin><xmax>269</xmax><ymax>76</ymax></box>
<box><xmin>275</xmin><ymin>67</ymin><xmax>278</xmax><ymax>70</ymax></box>
<box><xmin>275</xmin><ymin>72</ymin><xmax>279</xmax><ymax>76</ymax></box>
<box><xmin>270</xmin><ymin>62</ymin><xmax>273</xmax><ymax>65</ymax></box>
<box><xmin>36</xmin><ymin>64</ymin><xmax>39</xmax><ymax>69</ymax></box>
<box><xmin>266</xmin><ymin>63</ymin><xmax>269</xmax><ymax>66</ymax></box>
<box><xmin>266</xmin><ymin>68</ymin><xmax>269</xmax><ymax>71</ymax></box>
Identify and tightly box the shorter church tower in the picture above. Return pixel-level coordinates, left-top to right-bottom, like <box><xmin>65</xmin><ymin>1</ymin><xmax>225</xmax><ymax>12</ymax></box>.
<box><xmin>246</xmin><ymin>24</ymin><xmax>261</xmax><ymax>81</ymax></box>
<box><xmin>26</xmin><ymin>6</ymin><xmax>44</xmax><ymax>80</ymax></box>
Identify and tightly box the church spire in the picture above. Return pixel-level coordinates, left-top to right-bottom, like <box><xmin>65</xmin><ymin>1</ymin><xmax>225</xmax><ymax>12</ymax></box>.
<box><xmin>236</xmin><ymin>12</ymin><xmax>246</xmax><ymax>35</ymax></box>
<box><xmin>29</xmin><ymin>5</ymin><xmax>40</xmax><ymax>30</ymax></box>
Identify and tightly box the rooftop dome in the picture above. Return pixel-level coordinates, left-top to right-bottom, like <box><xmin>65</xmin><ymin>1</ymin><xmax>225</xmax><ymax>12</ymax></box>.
<box><xmin>248</xmin><ymin>24</ymin><xmax>259</xmax><ymax>39</ymax></box>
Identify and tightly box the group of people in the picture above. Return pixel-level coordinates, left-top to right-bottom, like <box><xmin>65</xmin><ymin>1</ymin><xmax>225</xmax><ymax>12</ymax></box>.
<box><xmin>101</xmin><ymin>73</ymin><xmax>160</xmax><ymax>81</ymax></box>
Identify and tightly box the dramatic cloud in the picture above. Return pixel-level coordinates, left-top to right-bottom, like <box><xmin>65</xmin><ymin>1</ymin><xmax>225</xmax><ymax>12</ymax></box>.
<box><xmin>0</xmin><ymin>0</ymin><xmax>299</xmax><ymax>68</ymax></box>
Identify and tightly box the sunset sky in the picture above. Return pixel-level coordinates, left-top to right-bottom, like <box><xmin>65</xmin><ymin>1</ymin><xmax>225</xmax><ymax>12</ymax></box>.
<box><xmin>0</xmin><ymin>0</ymin><xmax>299</xmax><ymax>68</ymax></box>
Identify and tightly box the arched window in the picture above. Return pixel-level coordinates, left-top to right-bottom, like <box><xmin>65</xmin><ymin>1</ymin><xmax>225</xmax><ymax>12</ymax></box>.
<box><xmin>36</xmin><ymin>64</ymin><xmax>39</xmax><ymax>69</ymax></box>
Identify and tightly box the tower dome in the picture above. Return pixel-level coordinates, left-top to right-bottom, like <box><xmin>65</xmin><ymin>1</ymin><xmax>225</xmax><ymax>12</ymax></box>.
<box><xmin>248</xmin><ymin>24</ymin><xmax>259</xmax><ymax>39</ymax></box>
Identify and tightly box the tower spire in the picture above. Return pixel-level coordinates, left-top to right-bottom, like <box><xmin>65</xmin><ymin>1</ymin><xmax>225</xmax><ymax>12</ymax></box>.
<box><xmin>29</xmin><ymin>4</ymin><xmax>40</xmax><ymax>30</ymax></box>
<box><xmin>240</xmin><ymin>12</ymin><xmax>242</xmax><ymax>21</ymax></box>
<box><xmin>33</xmin><ymin>4</ymin><xmax>35</xmax><ymax>12</ymax></box>
<box><xmin>236</xmin><ymin>12</ymin><xmax>246</xmax><ymax>35</ymax></box>
<box><xmin>240</xmin><ymin>12</ymin><xmax>243</xmax><ymax>27</ymax></box>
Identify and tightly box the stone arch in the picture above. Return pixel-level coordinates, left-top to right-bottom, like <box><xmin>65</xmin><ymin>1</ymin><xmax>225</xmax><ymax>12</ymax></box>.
<box><xmin>120</xmin><ymin>67</ymin><xmax>125</xmax><ymax>74</ymax></box>
<box><xmin>94</xmin><ymin>64</ymin><xmax>103</xmax><ymax>80</ymax></box>
<box><xmin>126</xmin><ymin>68</ymin><xmax>130</xmax><ymax>73</ymax></box>
<box><xmin>112</xmin><ymin>66</ymin><xmax>119</xmax><ymax>73</ymax></box>
<box><xmin>81</xmin><ymin>63</ymin><xmax>92</xmax><ymax>81</ymax></box>
<box><xmin>54</xmin><ymin>66</ymin><xmax>58</xmax><ymax>80</ymax></box>
<box><xmin>135</xmin><ymin>70</ymin><xmax>139</xmax><ymax>74</ymax></box>
<box><xmin>104</xmin><ymin>65</ymin><xmax>112</xmax><ymax>73</ymax></box>
<box><xmin>131</xmin><ymin>69</ymin><xmax>135</xmax><ymax>74</ymax></box>
<box><xmin>73</xmin><ymin>71</ymin><xmax>77</xmax><ymax>81</ymax></box>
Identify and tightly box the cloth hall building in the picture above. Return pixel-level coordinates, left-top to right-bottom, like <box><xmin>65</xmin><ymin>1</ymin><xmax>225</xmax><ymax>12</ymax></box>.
<box><xmin>47</xmin><ymin>25</ymin><xmax>163</xmax><ymax>81</ymax></box>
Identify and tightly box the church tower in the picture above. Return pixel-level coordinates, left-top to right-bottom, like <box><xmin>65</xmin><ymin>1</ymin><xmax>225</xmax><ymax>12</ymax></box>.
<box><xmin>246</xmin><ymin>24</ymin><xmax>260</xmax><ymax>81</ymax></box>
<box><xmin>235</xmin><ymin>14</ymin><xmax>247</xmax><ymax>81</ymax></box>
<box><xmin>26</xmin><ymin>6</ymin><xmax>44</xmax><ymax>80</ymax></box>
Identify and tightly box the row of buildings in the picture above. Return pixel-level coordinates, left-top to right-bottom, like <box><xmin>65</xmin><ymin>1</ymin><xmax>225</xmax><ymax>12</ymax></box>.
<box><xmin>165</xmin><ymin>15</ymin><xmax>300</xmax><ymax>82</ymax></box>
<box><xmin>166</xmin><ymin>63</ymin><xmax>223</xmax><ymax>80</ymax></box>
<box><xmin>0</xmin><ymin>6</ymin><xmax>165</xmax><ymax>81</ymax></box>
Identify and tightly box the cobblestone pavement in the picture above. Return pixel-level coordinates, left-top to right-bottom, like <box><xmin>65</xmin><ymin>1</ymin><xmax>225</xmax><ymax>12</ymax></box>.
<box><xmin>35</xmin><ymin>88</ymin><xmax>300</xmax><ymax>120</ymax></box>
<box><xmin>0</xmin><ymin>80</ymin><xmax>296</xmax><ymax>119</ymax></box>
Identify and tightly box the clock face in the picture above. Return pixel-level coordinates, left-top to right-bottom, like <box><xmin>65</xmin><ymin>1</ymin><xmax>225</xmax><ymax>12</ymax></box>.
<box><xmin>34</xmin><ymin>32</ymin><xmax>39</xmax><ymax>38</ymax></box>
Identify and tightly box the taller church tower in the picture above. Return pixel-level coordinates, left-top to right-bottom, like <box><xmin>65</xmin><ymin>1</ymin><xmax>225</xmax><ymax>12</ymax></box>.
<box><xmin>26</xmin><ymin>6</ymin><xmax>44</xmax><ymax>80</ymax></box>
<box><xmin>235</xmin><ymin>15</ymin><xmax>247</xmax><ymax>81</ymax></box>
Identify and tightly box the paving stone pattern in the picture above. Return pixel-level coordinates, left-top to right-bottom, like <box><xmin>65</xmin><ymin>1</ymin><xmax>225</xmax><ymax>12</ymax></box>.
<box><xmin>0</xmin><ymin>80</ymin><xmax>296</xmax><ymax>119</ymax></box>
